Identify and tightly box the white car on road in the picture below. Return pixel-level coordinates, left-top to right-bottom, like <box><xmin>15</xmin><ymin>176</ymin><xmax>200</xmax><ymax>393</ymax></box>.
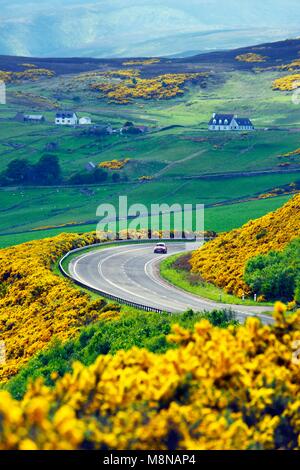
<box><xmin>153</xmin><ymin>242</ymin><xmax>167</xmax><ymax>254</ymax></box>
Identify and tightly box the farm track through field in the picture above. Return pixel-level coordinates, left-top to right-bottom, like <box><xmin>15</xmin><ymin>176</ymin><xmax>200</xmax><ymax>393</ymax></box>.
<box><xmin>154</xmin><ymin>149</ymin><xmax>208</xmax><ymax>177</ymax></box>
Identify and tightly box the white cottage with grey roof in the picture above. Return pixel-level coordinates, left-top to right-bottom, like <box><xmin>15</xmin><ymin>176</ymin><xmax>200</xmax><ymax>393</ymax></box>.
<box><xmin>208</xmin><ymin>113</ymin><xmax>254</xmax><ymax>131</ymax></box>
<box><xmin>55</xmin><ymin>111</ymin><xmax>78</xmax><ymax>126</ymax></box>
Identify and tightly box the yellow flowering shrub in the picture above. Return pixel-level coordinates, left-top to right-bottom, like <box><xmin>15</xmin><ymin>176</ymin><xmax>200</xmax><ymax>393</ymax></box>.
<box><xmin>139</xmin><ymin>175</ymin><xmax>153</xmax><ymax>181</ymax></box>
<box><xmin>122</xmin><ymin>59</ymin><xmax>160</xmax><ymax>66</ymax></box>
<box><xmin>90</xmin><ymin>71</ymin><xmax>208</xmax><ymax>104</ymax></box>
<box><xmin>281</xmin><ymin>147</ymin><xmax>300</xmax><ymax>158</ymax></box>
<box><xmin>280</xmin><ymin>59</ymin><xmax>300</xmax><ymax>71</ymax></box>
<box><xmin>258</xmin><ymin>185</ymin><xmax>299</xmax><ymax>200</ymax></box>
<box><xmin>273</xmin><ymin>74</ymin><xmax>300</xmax><ymax>91</ymax></box>
<box><xmin>0</xmin><ymin>232</ymin><xmax>119</xmax><ymax>382</ymax></box>
<box><xmin>0</xmin><ymin>68</ymin><xmax>55</xmax><ymax>83</ymax></box>
<box><xmin>19</xmin><ymin>63</ymin><xmax>37</xmax><ymax>68</ymax></box>
<box><xmin>10</xmin><ymin>91</ymin><xmax>59</xmax><ymax>109</ymax></box>
<box><xmin>190</xmin><ymin>194</ymin><xmax>300</xmax><ymax>296</ymax></box>
<box><xmin>0</xmin><ymin>303</ymin><xmax>299</xmax><ymax>450</ymax></box>
<box><xmin>236</xmin><ymin>53</ymin><xmax>267</xmax><ymax>63</ymax></box>
<box><xmin>99</xmin><ymin>159</ymin><xmax>130</xmax><ymax>170</ymax></box>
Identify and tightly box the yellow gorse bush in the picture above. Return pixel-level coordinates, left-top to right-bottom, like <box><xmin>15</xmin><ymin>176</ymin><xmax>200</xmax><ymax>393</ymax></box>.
<box><xmin>90</xmin><ymin>71</ymin><xmax>208</xmax><ymax>104</ymax></box>
<box><xmin>99</xmin><ymin>159</ymin><xmax>130</xmax><ymax>170</ymax></box>
<box><xmin>19</xmin><ymin>63</ymin><xmax>37</xmax><ymax>68</ymax></box>
<box><xmin>258</xmin><ymin>185</ymin><xmax>299</xmax><ymax>200</ymax></box>
<box><xmin>0</xmin><ymin>68</ymin><xmax>55</xmax><ymax>83</ymax></box>
<box><xmin>0</xmin><ymin>302</ymin><xmax>299</xmax><ymax>450</ymax></box>
<box><xmin>122</xmin><ymin>59</ymin><xmax>160</xmax><ymax>66</ymax></box>
<box><xmin>0</xmin><ymin>232</ymin><xmax>118</xmax><ymax>382</ymax></box>
<box><xmin>236</xmin><ymin>53</ymin><xmax>267</xmax><ymax>63</ymax></box>
<box><xmin>190</xmin><ymin>194</ymin><xmax>300</xmax><ymax>297</ymax></box>
<box><xmin>279</xmin><ymin>59</ymin><xmax>300</xmax><ymax>71</ymax></box>
<box><xmin>139</xmin><ymin>175</ymin><xmax>153</xmax><ymax>181</ymax></box>
<box><xmin>281</xmin><ymin>147</ymin><xmax>300</xmax><ymax>158</ymax></box>
<box><xmin>10</xmin><ymin>91</ymin><xmax>60</xmax><ymax>110</ymax></box>
<box><xmin>273</xmin><ymin>74</ymin><xmax>300</xmax><ymax>91</ymax></box>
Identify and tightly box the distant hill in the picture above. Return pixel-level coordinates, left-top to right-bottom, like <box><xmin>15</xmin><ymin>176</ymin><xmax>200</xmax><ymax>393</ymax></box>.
<box><xmin>1</xmin><ymin>0</ymin><xmax>300</xmax><ymax>57</ymax></box>
<box><xmin>1</xmin><ymin>38</ymin><xmax>300</xmax><ymax>76</ymax></box>
<box><xmin>187</xmin><ymin>38</ymin><xmax>300</xmax><ymax>69</ymax></box>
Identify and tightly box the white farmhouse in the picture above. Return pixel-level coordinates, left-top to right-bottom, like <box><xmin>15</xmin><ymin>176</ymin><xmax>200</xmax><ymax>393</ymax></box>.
<box><xmin>55</xmin><ymin>111</ymin><xmax>78</xmax><ymax>126</ymax></box>
<box><xmin>79</xmin><ymin>116</ymin><xmax>92</xmax><ymax>125</ymax></box>
<box><xmin>208</xmin><ymin>113</ymin><xmax>254</xmax><ymax>131</ymax></box>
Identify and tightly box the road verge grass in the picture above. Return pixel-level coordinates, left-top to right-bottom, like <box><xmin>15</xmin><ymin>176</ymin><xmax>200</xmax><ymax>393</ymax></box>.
<box><xmin>160</xmin><ymin>253</ymin><xmax>273</xmax><ymax>307</ymax></box>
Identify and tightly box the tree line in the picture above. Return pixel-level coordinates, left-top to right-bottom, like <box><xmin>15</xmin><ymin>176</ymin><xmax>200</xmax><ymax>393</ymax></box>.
<box><xmin>0</xmin><ymin>155</ymin><xmax>124</xmax><ymax>186</ymax></box>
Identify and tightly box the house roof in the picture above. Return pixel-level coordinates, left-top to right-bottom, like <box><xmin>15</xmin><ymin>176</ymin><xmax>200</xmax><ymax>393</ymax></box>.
<box><xmin>234</xmin><ymin>117</ymin><xmax>254</xmax><ymax>126</ymax></box>
<box><xmin>209</xmin><ymin>113</ymin><xmax>254</xmax><ymax>127</ymax></box>
<box><xmin>209</xmin><ymin>114</ymin><xmax>234</xmax><ymax>125</ymax></box>
<box><xmin>85</xmin><ymin>162</ymin><xmax>96</xmax><ymax>171</ymax></box>
<box><xmin>56</xmin><ymin>111</ymin><xmax>77</xmax><ymax>118</ymax></box>
<box><xmin>24</xmin><ymin>114</ymin><xmax>44</xmax><ymax>120</ymax></box>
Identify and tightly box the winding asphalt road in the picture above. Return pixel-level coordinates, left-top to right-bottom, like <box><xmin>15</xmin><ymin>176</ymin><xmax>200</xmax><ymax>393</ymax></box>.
<box><xmin>68</xmin><ymin>243</ymin><xmax>274</xmax><ymax>325</ymax></box>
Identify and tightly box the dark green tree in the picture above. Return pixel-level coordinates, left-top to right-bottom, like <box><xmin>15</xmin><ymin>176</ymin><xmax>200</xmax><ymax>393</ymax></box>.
<box><xmin>4</xmin><ymin>159</ymin><xmax>32</xmax><ymax>183</ymax></box>
<box><xmin>35</xmin><ymin>154</ymin><xmax>61</xmax><ymax>184</ymax></box>
<box><xmin>112</xmin><ymin>172</ymin><xmax>121</xmax><ymax>183</ymax></box>
<box><xmin>244</xmin><ymin>238</ymin><xmax>300</xmax><ymax>301</ymax></box>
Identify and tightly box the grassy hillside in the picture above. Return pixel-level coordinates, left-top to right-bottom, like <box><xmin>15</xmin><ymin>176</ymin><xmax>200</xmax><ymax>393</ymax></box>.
<box><xmin>190</xmin><ymin>194</ymin><xmax>300</xmax><ymax>296</ymax></box>
<box><xmin>1</xmin><ymin>39</ymin><xmax>300</xmax><ymax>247</ymax></box>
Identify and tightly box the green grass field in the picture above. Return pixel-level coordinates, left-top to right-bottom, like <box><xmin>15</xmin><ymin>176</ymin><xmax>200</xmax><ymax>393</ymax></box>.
<box><xmin>0</xmin><ymin>193</ymin><xmax>292</xmax><ymax>248</ymax></box>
